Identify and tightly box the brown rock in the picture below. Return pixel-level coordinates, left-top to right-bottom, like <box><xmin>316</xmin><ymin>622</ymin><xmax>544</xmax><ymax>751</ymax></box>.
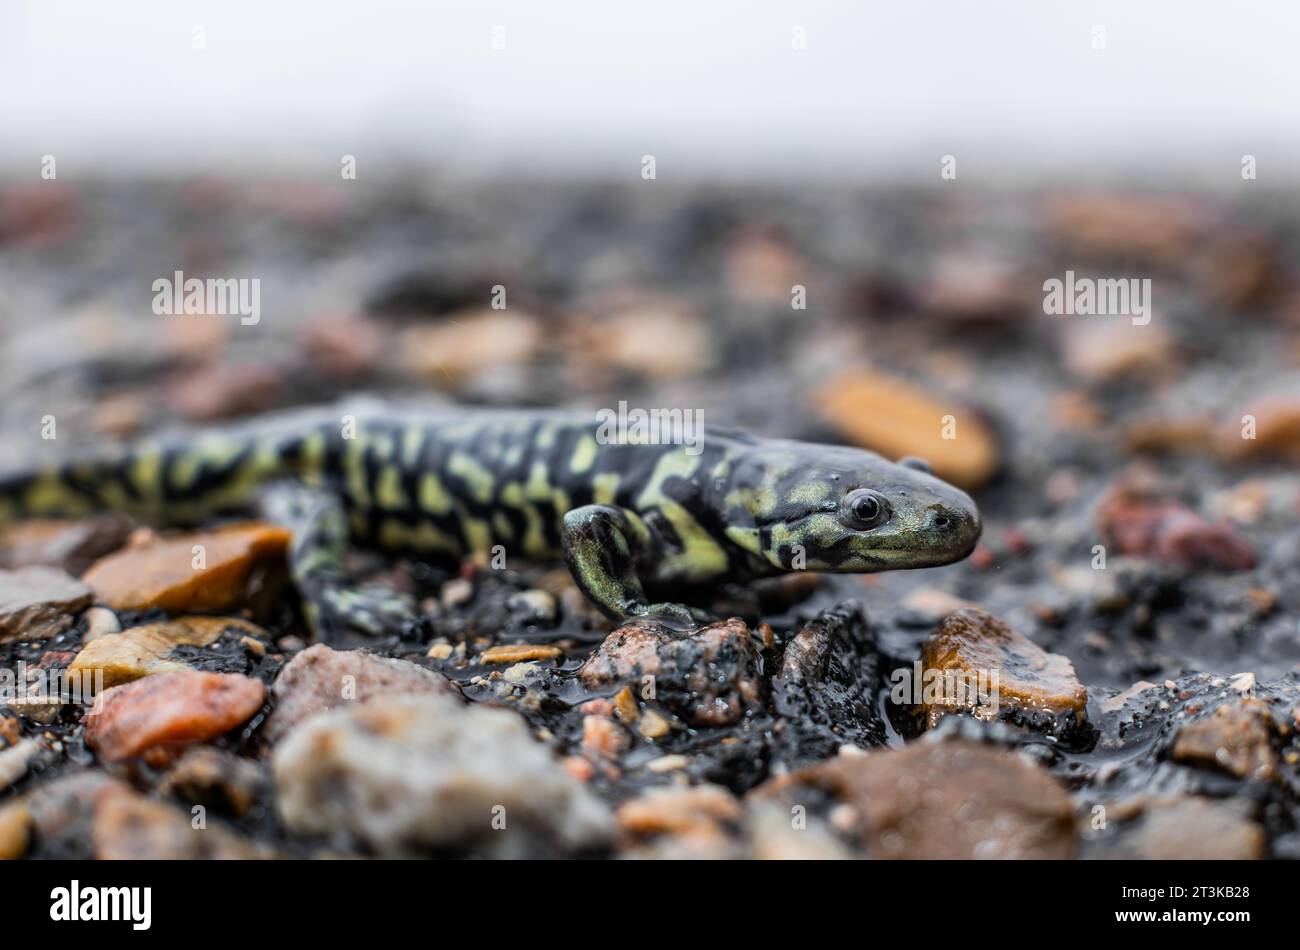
<box><xmin>1044</xmin><ymin>193</ymin><xmax>1207</xmax><ymax>263</ymax></box>
<box><xmin>0</xmin><ymin>803</ymin><xmax>31</xmax><ymax>859</ymax></box>
<box><xmin>752</xmin><ymin>740</ymin><xmax>1076</xmax><ymax>859</ymax></box>
<box><xmin>1097</xmin><ymin>480</ymin><xmax>1255</xmax><ymax>571</ymax></box>
<box><xmin>478</xmin><ymin>643</ymin><xmax>563</xmax><ymax>665</ymax></box>
<box><xmin>262</xmin><ymin>643</ymin><xmax>454</xmax><ymax>743</ymax></box>
<box><xmin>1172</xmin><ymin>700</ymin><xmax>1276</xmax><ymax>781</ymax></box>
<box><xmin>1120</xmin><ymin>413</ymin><xmax>1216</xmax><ymax>456</ymax></box>
<box><xmin>578</xmin><ymin>617</ymin><xmax>762</xmax><ymax>726</ymax></box>
<box><xmin>158</xmin><ymin>746</ymin><xmax>266</xmax><ymax>816</ymax></box>
<box><xmin>918</xmin><ymin>608</ymin><xmax>1087</xmax><ymax>730</ymax></box>
<box><xmin>84</xmin><ymin>670</ymin><xmax>265</xmax><ymax>763</ymax></box>
<box><xmin>299</xmin><ymin>312</ymin><xmax>385</xmax><ymax>380</ymax></box>
<box><xmin>169</xmin><ymin>362</ymin><xmax>286</xmax><ymax>422</ymax></box>
<box><xmin>1220</xmin><ymin>395</ymin><xmax>1300</xmax><ymax>462</ymax></box>
<box><xmin>0</xmin><ymin>714</ymin><xmax>20</xmax><ymax>747</ymax></box>
<box><xmin>83</xmin><ymin>522</ymin><xmax>290</xmax><ymax>613</ymax></box>
<box><xmin>812</xmin><ymin>368</ymin><xmax>999</xmax><ymax>490</ymax></box>
<box><xmin>22</xmin><ymin>771</ymin><xmax>130</xmax><ymax>856</ymax></box>
<box><xmin>0</xmin><ymin>515</ymin><xmax>132</xmax><ymax>575</ymax></box>
<box><xmin>0</xmin><ymin>566</ymin><xmax>94</xmax><ymax>642</ymax></box>
<box><xmin>92</xmin><ymin>790</ymin><xmax>267</xmax><ymax>859</ymax></box>
<box><xmin>69</xmin><ymin>615</ymin><xmax>267</xmax><ymax>689</ymax></box>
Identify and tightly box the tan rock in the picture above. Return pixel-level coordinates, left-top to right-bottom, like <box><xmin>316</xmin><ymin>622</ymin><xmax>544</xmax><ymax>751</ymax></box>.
<box><xmin>617</xmin><ymin>785</ymin><xmax>744</xmax><ymax>858</ymax></box>
<box><xmin>0</xmin><ymin>803</ymin><xmax>31</xmax><ymax>859</ymax></box>
<box><xmin>812</xmin><ymin>368</ymin><xmax>999</xmax><ymax>490</ymax></box>
<box><xmin>1114</xmin><ymin>797</ymin><xmax>1266</xmax><ymax>860</ymax></box>
<box><xmin>566</xmin><ymin>301</ymin><xmax>710</xmax><ymax>383</ymax></box>
<box><xmin>752</xmin><ymin>740</ymin><xmax>1076</xmax><ymax>859</ymax></box>
<box><xmin>1219</xmin><ymin>395</ymin><xmax>1300</xmax><ymax>462</ymax></box>
<box><xmin>1061</xmin><ymin>319</ymin><xmax>1175</xmax><ymax>383</ymax></box>
<box><xmin>918</xmin><ymin>608</ymin><xmax>1087</xmax><ymax>729</ymax></box>
<box><xmin>401</xmin><ymin>309</ymin><xmax>541</xmax><ymax>387</ymax></box>
<box><xmin>478</xmin><ymin>643</ymin><xmax>563</xmax><ymax>664</ymax></box>
<box><xmin>69</xmin><ymin>615</ymin><xmax>267</xmax><ymax>689</ymax></box>
<box><xmin>84</xmin><ymin>670</ymin><xmax>266</xmax><ymax>763</ymax></box>
<box><xmin>83</xmin><ymin>522</ymin><xmax>290</xmax><ymax>613</ymax></box>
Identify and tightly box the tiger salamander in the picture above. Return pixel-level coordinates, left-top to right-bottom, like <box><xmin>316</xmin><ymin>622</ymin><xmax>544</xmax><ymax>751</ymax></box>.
<box><xmin>0</xmin><ymin>408</ymin><xmax>981</xmax><ymax>635</ymax></box>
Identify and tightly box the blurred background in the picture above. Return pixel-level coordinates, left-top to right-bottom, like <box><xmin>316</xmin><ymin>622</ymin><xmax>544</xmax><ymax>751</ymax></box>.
<box><xmin>1</xmin><ymin>0</ymin><xmax>1298</xmax><ymax>688</ymax></box>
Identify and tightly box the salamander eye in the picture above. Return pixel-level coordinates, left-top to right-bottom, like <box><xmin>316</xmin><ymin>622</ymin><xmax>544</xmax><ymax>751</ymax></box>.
<box><xmin>840</xmin><ymin>489</ymin><xmax>890</xmax><ymax>530</ymax></box>
<box><xmin>898</xmin><ymin>456</ymin><xmax>933</xmax><ymax>475</ymax></box>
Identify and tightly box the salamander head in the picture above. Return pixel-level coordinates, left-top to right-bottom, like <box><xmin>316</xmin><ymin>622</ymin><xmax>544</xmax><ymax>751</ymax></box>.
<box><xmin>719</xmin><ymin>441</ymin><xmax>981</xmax><ymax>572</ymax></box>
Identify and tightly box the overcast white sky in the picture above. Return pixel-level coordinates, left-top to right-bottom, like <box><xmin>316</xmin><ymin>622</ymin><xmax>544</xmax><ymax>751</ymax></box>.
<box><xmin>2</xmin><ymin>1</ymin><xmax>1298</xmax><ymax>181</ymax></box>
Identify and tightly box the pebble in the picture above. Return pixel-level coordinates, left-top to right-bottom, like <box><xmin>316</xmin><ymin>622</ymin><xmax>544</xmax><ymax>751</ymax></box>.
<box><xmin>505</xmin><ymin>588</ymin><xmax>558</xmax><ymax>625</ymax></box>
<box><xmin>401</xmin><ymin>309</ymin><xmax>541</xmax><ymax>389</ymax></box>
<box><xmin>578</xmin><ymin>617</ymin><xmax>762</xmax><ymax>727</ymax></box>
<box><xmin>1107</xmin><ymin>796</ymin><xmax>1266</xmax><ymax>860</ymax></box>
<box><xmin>158</xmin><ymin>746</ymin><xmax>266</xmax><ymax>817</ymax></box>
<box><xmin>617</xmin><ymin>785</ymin><xmax>744</xmax><ymax>859</ymax></box>
<box><xmin>83</xmin><ymin>670</ymin><xmax>265</xmax><ymax>763</ymax></box>
<box><xmin>169</xmin><ymin>361</ymin><xmax>287</xmax><ymax>422</ymax></box>
<box><xmin>0</xmin><ymin>566</ymin><xmax>94</xmax><ymax>642</ymax></box>
<box><xmin>272</xmin><ymin>692</ymin><xmax>612</xmax><ymax>856</ymax></box>
<box><xmin>81</xmin><ymin>606</ymin><xmax>122</xmax><ymax>641</ymax></box>
<box><xmin>812</xmin><ymin>367</ymin><xmax>999</xmax><ymax>490</ymax></box>
<box><xmin>478</xmin><ymin>643</ymin><xmax>562</xmax><ymax>665</ymax></box>
<box><xmin>262</xmin><ymin>643</ymin><xmax>456</xmax><ymax>744</ymax></box>
<box><xmin>1219</xmin><ymin>394</ymin><xmax>1300</xmax><ymax>462</ymax></box>
<box><xmin>92</xmin><ymin>788</ymin><xmax>269</xmax><ymax>859</ymax></box>
<box><xmin>751</xmin><ymin>739</ymin><xmax>1076</xmax><ymax>859</ymax></box>
<box><xmin>0</xmin><ymin>739</ymin><xmax>38</xmax><ymax>792</ymax></box>
<box><xmin>918</xmin><ymin>607</ymin><xmax>1088</xmax><ymax>731</ymax></box>
<box><xmin>0</xmin><ymin>515</ymin><xmax>132</xmax><ymax>576</ymax></box>
<box><xmin>82</xmin><ymin>522</ymin><xmax>291</xmax><ymax>612</ymax></box>
<box><xmin>1061</xmin><ymin>319</ymin><xmax>1176</xmax><ymax>383</ymax></box>
<box><xmin>1097</xmin><ymin>480</ymin><xmax>1255</xmax><ymax>571</ymax></box>
<box><xmin>69</xmin><ymin>615</ymin><xmax>267</xmax><ymax>689</ymax></box>
<box><xmin>1171</xmin><ymin>700</ymin><xmax>1277</xmax><ymax>781</ymax></box>
<box><xmin>298</xmin><ymin>312</ymin><xmax>385</xmax><ymax>381</ymax></box>
<box><xmin>0</xmin><ymin>803</ymin><xmax>31</xmax><ymax>859</ymax></box>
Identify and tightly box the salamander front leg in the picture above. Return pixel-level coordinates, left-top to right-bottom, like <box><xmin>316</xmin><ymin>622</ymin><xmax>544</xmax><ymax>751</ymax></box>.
<box><xmin>561</xmin><ymin>504</ymin><xmax>707</xmax><ymax>629</ymax></box>
<box><xmin>259</xmin><ymin>483</ymin><xmax>424</xmax><ymax>642</ymax></box>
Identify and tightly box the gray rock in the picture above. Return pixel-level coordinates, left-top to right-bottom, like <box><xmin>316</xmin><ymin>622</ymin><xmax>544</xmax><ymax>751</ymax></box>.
<box><xmin>262</xmin><ymin>643</ymin><xmax>458</xmax><ymax>743</ymax></box>
<box><xmin>273</xmin><ymin>692</ymin><xmax>612</xmax><ymax>856</ymax></box>
<box><xmin>0</xmin><ymin>566</ymin><xmax>93</xmax><ymax>642</ymax></box>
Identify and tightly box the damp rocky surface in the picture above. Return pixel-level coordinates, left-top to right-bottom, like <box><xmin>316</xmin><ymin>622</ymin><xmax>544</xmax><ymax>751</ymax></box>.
<box><xmin>1</xmin><ymin>179</ymin><xmax>1299</xmax><ymax>859</ymax></box>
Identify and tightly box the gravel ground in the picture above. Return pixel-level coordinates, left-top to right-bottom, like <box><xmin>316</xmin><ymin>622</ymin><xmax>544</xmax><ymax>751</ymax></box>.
<box><xmin>1</xmin><ymin>177</ymin><xmax>1297</xmax><ymax>859</ymax></box>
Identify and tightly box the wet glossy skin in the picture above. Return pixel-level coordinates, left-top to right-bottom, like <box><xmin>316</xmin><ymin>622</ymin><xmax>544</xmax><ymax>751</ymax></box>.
<box><xmin>0</xmin><ymin>410</ymin><xmax>982</xmax><ymax>624</ymax></box>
